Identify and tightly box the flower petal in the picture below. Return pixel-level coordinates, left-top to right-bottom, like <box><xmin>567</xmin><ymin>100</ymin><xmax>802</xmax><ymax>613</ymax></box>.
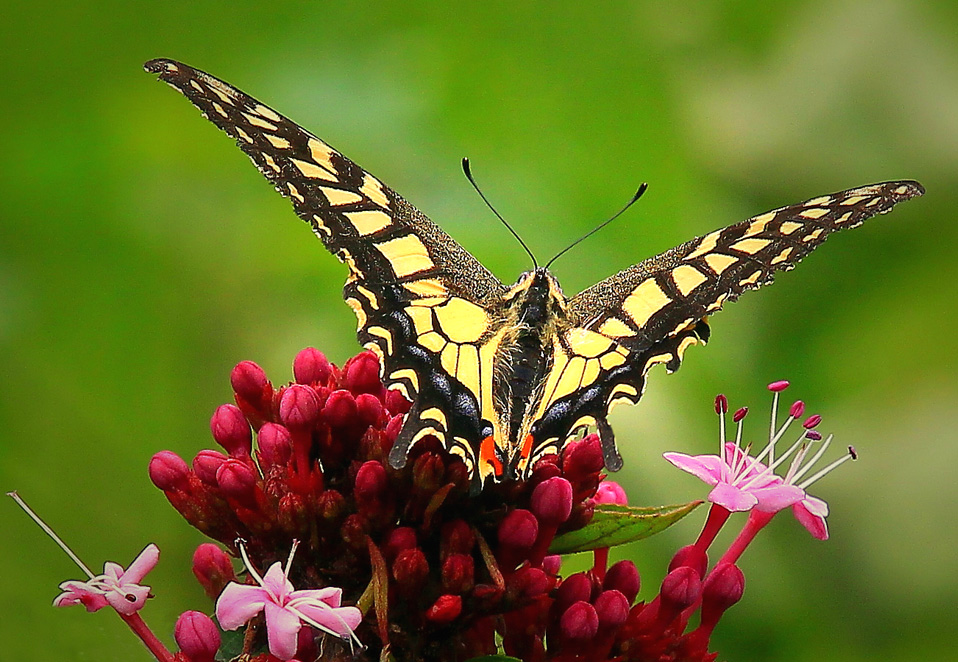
<box><xmin>261</xmin><ymin>562</ymin><xmax>293</xmax><ymax>599</ymax></box>
<box><xmin>752</xmin><ymin>483</ymin><xmax>806</xmax><ymax>513</ymax></box>
<box><xmin>264</xmin><ymin>601</ymin><xmax>302</xmax><ymax>660</ymax></box>
<box><xmin>663</xmin><ymin>452</ymin><xmax>725</xmax><ymax>486</ymax></box>
<box><xmin>708</xmin><ymin>482</ymin><xmax>758</xmax><ymax>511</ymax></box>
<box><xmin>296</xmin><ymin>602</ymin><xmax>363</xmax><ymax>638</ymax></box>
<box><xmin>793</xmin><ymin>496</ymin><xmax>829</xmax><ymax>540</ymax></box>
<box><xmin>289</xmin><ymin>586</ymin><xmax>343</xmax><ymax>608</ymax></box>
<box><xmin>54</xmin><ymin>581</ymin><xmax>109</xmax><ymax>612</ymax></box>
<box><xmin>105</xmin><ymin>583</ymin><xmax>151</xmax><ymax>615</ymax></box>
<box><xmin>216</xmin><ymin>582</ymin><xmax>271</xmax><ymax>630</ymax></box>
<box><xmin>122</xmin><ymin>544</ymin><xmax>160</xmax><ymax>583</ymax></box>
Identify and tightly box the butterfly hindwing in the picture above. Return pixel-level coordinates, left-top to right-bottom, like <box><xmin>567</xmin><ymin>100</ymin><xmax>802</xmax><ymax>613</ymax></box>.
<box><xmin>146</xmin><ymin>59</ymin><xmax>509</xmax><ymax>476</ymax></box>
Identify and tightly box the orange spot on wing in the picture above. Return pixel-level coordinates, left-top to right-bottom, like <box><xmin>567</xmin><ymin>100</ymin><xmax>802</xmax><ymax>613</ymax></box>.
<box><xmin>480</xmin><ymin>435</ymin><xmax>504</xmax><ymax>477</ymax></box>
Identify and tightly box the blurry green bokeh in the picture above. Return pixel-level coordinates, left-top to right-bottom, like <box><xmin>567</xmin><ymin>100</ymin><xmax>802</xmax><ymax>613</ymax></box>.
<box><xmin>2</xmin><ymin>1</ymin><xmax>956</xmax><ymax>660</ymax></box>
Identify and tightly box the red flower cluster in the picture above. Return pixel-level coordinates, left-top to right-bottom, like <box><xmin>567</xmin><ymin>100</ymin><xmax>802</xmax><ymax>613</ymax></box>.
<box><xmin>149</xmin><ymin>348</ymin><xmax>613</xmax><ymax>662</ymax></box>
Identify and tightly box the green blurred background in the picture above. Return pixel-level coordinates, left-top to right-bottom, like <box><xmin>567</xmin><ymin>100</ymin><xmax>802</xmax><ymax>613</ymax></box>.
<box><xmin>2</xmin><ymin>1</ymin><xmax>956</xmax><ymax>660</ymax></box>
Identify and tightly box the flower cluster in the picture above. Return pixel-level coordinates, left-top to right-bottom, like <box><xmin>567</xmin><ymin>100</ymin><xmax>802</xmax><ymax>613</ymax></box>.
<box><xmin>149</xmin><ymin>348</ymin><xmax>609</xmax><ymax>661</ymax></box>
<box><xmin>20</xmin><ymin>347</ymin><xmax>858</xmax><ymax>662</ymax></box>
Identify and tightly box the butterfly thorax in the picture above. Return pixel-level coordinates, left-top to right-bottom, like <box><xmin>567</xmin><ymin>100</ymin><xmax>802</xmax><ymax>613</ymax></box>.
<box><xmin>493</xmin><ymin>268</ymin><xmax>570</xmax><ymax>475</ymax></box>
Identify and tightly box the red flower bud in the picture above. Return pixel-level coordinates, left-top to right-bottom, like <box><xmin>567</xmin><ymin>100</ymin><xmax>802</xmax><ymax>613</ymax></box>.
<box><xmin>660</xmin><ymin>566</ymin><xmax>702</xmax><ymax>612</ymax></box>
<box><xmin>343</xmin><ymin>350</ymin><xmax>382</xmax><ymax>396</ymax></box>
<box><xmin>384</xmin><ymin>526</ymin><xmax>419</xmax><ymax>561</ymax></box>
<box><xmin>293</xmin><ymin>347</ymin><xmax>332</xmax><ymax>385</ymax></box>
<box><xmin>441</xmin><ymin>519</ymin><xmax>475</xmax><ymax>558</ymax></box>
<box><xmin>355</xmin><ymin>461</ymin><xmax>388</xmax><ymax>509</ymax></box>
<box><xmin>562</xmin><ymin>434</ymin><xmax>604</xmax><ymax>478</ymax></box>
<box><xmin>210</xmin><ymin>404</ymin><xmax>252</xmax><ymax>457</ymax></box>
<box><xmin>441</xmin><ymin>553</ymin><xmax>475</xmax><ymax>594</ymax></box>
<box><xmin>531</xmin><ymin>477</ymin><xmax>573</xmax><ymax>525</ymax></box>
<box><xmin>559</xmin><ymin>601</ymin><xmax>598</xmax><ymax>642</ymax></box>
<box><xmin>498</xmin><ymin>509</ymin><xmax>539</xmax><ymax>551</ymax></box>
<box><xmin>316</xmin><ymin>489</ymin><xmax>346</xmax><ymax>523</ymax></box>
<box><xmin>279</xmin><ymin>384</ymin><xmax>321</xmax><ymax>428</ymax></box>
<box><xmin>412</xmin><ymin>452</ymin><xmax>446</xmax><ymax>492</ymax></box>
<box><xmin>789</xmin><ymin>400</ymin><xmax>806</xmax><ymax>418</ymax></box>
<box><xmin>594</xmin><ymin>589</ymin><xmax>629</xmax><ymax>630</ymax></box>
<box><xmin>393</xmin><ymin>547</ymin><xmax>429</xmax><ymax>594</ymax></box>
<box><xmin>702</xmin><ymin>563</ymin><xmax>745</xmax><ymax>614</ymax></box>
<box><xmin>668</xmin><ymin>544</ymin><xmax>708</xmax><ymax>578</ymax></box>
<box><xmin>192</xmin><ymin>449</ymin><xmax>227</xmax><ymax>485</ymax></box>
<box><xmin>174</xmin><ymin>611</ymin><xmax>221</xmax><ymax>662</ymax></box>
<box><xmin>191</xmin><ymin>543</ymin><xmax>236</xmax><ymax>601</ymax></box>
<box><xmin>355</xmin><ymin>393</ymin><xmax>385</xmax><ymax>429</ymax></box>
<box><xmin>340</xmin><ymin>513</ymin><xmax>369</xmax><ymax>549</ymax></box>
<box><xmin>149</xmin><ymin>451</ymin><xmax>190</xmax><ymax>490</ymax></box>
<box><xmin>230</xmin><ymin>360</ymin><xmax>271</xmax><ymax>406</ymax></box>
<box><xmin>604</xmin><ymin>560</ymin><xmax>640</xmax><ymax>603</ymax></box>
<box><xmin>594</xmin><ymin>480</ymin><xmax>628</xmax><ymax>505</ymax></box>
<box><xmin>323</xmin><ymin>389</ymin><xmax>357</xmax><ymax>428</ymax></box>
<box><xmin>554</xmin><ymin>572</ymin><xmax>597</xmax><ymax>612</ymax></box>
<box><xmin>385</xmin><ymin>388</ymin><xmax>411</xmax><ymax>415</ymax></box>
<box><xmin>543</xmin><ymin>554</ymin><xmax>562</xmax><ymax>575</ymax></box>
<box><xmin>255</xmin><ymin>423</ymin><xmax>291</xmax><ymax>468</ymax></box>
<box><xmin>508</xmin><ymin>566</ymin><xmax>550</xmax><ymax>600</ymax></box>
<box><xmin>426</xmin><ymin>594</ymin><xmax>462</xmax><ymax>624</ymax></box>
<box><xmin>767</xmin><ymin>380</ymin><xmax>790</xmax><ymax>392</ymax></box>
<box><xmin>216</xmin><ymin>459</ymin><xmax>257</xmax><ymax>498</ymax></box>
<box><xmin>803</xmin><ymin>414</ymin><xmax>822</xmax><ymax>429</ymax></box>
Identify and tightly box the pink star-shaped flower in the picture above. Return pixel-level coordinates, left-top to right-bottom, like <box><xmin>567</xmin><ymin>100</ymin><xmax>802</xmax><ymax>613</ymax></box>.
<box><xmin>54</xmin><ymin>544</ymin><xmax>159</xmax><ymax>615</ymax></box>
<box><xmin>216</xmin><ymin>546</ymin><xmax>362</xmax><ymax>661</ymax></box>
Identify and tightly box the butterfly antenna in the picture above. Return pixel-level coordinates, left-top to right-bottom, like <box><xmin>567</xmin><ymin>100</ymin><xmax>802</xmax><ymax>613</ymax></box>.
<box><xmin>545</xmin><ymin>183</ymin><xmax>648</xmax><ymax>270</ymax></box>
<box><xmin>462</xmin><ymin>157</ymin><xmax>538</xmax><ymax>269</ymax></box>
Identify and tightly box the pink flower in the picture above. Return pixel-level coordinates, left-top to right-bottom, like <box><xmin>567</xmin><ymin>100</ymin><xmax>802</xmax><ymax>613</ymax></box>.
<box><xmin>667</xmin><ymin>382</ymin><xmax>855</xmax><ymax>539</ymax></box>
<box><xmin>54</xmin><ymin>544</ymin><xmax>159</xmax><ymax>615</ymax></box>
<box><xmin>216</xmin><ymin>543</ymin><xmax>362</xmax><ymax>660</ymax></box>
<box><xmin>665</xmin><ymin>444</ymin><xmax>804</xmax><ymax>513</ymax></box>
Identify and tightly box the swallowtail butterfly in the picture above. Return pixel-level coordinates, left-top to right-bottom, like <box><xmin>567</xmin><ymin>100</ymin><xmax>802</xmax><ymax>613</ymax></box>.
<box><xmin>146</xmin><ymin>59</ymin><xmax>923</xmax><ymax>488</ymax></box>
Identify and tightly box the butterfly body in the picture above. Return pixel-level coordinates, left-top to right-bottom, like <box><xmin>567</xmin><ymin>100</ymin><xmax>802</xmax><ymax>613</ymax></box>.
<box><xmin>147</xmin><ymin>58</ymin><xmax>923</xmax><ymax>489</ymax></box>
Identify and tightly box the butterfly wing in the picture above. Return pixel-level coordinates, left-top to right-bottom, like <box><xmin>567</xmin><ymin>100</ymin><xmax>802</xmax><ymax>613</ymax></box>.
<box><xmin>530</xmin><ymin>181</ymin><xmax>924</xmax><ymax>470</ymax></box>
<box><xmin>146</xmin><ymin>59</ymin><xmax>509</xmax><ymax>478</ymax></box>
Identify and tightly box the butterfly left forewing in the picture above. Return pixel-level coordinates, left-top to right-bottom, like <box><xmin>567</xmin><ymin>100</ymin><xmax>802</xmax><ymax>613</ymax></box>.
<box><xmin>147</xmin><ymin>59</ymin><xmax>509</xmax><ymax>480</ymax></box>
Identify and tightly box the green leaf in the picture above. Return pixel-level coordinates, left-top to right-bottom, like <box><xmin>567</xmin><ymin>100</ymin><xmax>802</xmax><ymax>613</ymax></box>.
<box><xmin>216</xmin><ymin>627</ymin><xmax>245</xmax><ymax>661</ymax></box>
<box><xmin>549</xmin><ymin>501</ymin><xmax>702</xmax><ymax>554</ymax></box>
<box><xmin>464</xmin><ymin>656</ymin><xmax>523</xmax><ymax>662</ymax></box>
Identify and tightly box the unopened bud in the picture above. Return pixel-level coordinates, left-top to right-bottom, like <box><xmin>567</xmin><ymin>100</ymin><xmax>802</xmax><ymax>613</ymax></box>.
<box><xmin>595</xmin><ymin>480</ymin><xmax>628</xmax><ymax>505</ymax></box>
<box><xmin>604</xmin><ymin>560</ymin><xmax>640</xmax><ymax>603</ymax></box>
<box><xmin>531</xmin><ymin>477</ymin><xmax>573</xmax><ymax>525</ymax></box>
<box><xmin>293</xmin><ymin>347</ymin><xmax>332</xmax><ymax>385</ymax></box>
<box><xmin>660</xmin><ymin>566</ymin><xmax>701</xmax><ymax>612</ymax></box>
<box><xmin>230</xmin><ymin>360</ymin><xmax>270</xmax><ymax>406</ymax></box>
<box><xmin>497</xmin><ymin>509</ymin><xmax>538</xmax><ymax>551</ymax></box>
<box><xmin>702</xmin><ymin>563</ymin><xmax>745</xmax><ymax>613</ymax></box>
<box><xmin>174</xmin><ymin>611</ymin><xmax>221</xmax><ymax>662</ymax></box>
<box><xmin>216</xmin><ymin>459</ymin><xmax>257</xmax><ymax>498</ymax></box>
<box><xmin>594</xmin><ymin>589</ymin><xmax>629</xmax><ymax>630</ymax></box>
<box><xmin>441</xmin><ymin>553</ymin><xmax>475</xmax><ymax>594</ymax></box>
<box><xmin>210</xmin><ymin>404</ymin><xmax>252</xmax><ymax>457</ymax></box>
<box><xmin>191</xmin><ymin>543</ymin><xmax>235</xmax><ymax>600</ymax></box>
<box><xmin>323</xmin><ymin>389</ymin><xmax>357</xmax><ymax>428</ymax></box>
<box><xmin>192</xmin><ymin>449</ymin><xmax>227</xmax><ymax>485</ymax></box>
<box><xmin>559</xmin><ymin>601</ymin><xmax>599</xmax><ymax>642</ymax></box>
<box><xmin>343</xmin><ymin>351</ymin><xmax>382</xmax><ymax>396</ymax></box>
<box><xmin>256</xmin><ymin>423</ymin><xmax>291</xmax><ymax>467</ymax></box>
<box><xmin>393</xmin><ymin>548</ymin><xmax>429</xmax><ymax>594</ymax></box>
<box><xmin>149</xmin><ymin>451</ymin><xmax>190</xmax><ymax>490</ymax></box>
<box><xmin>279</xmin><ymin>384</ymin><xmax>321</xmax><ymax>428</ymax></box>
<box><xmin>425</xmin><ymin>594</ymin><xmax>462</xmax><ymax>624</ymax></box>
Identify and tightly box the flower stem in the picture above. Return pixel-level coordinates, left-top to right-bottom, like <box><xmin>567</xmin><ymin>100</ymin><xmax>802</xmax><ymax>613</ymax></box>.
<box><xmin>717</xmin><ymin>510</ymin><xmax>775</xmax><ymax>567</ymax></box>
<box><xmin>119</xmin><ymin>613</ymin><xmax>175</xmax><ymax>662</ymax></box>
<box><xmin>694</xmin><ymin>504</ymin><xmax>731</xmax><ymax>553</ymax></box>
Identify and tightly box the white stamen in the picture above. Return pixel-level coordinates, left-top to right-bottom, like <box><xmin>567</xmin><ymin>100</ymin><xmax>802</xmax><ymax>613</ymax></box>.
<box><xmin>769</xmin><ymin>391</ymin><xmax>780</xmax><ymax>463</ymax></box>
<box><xmin>236</xmin><ymin>539</ymin><xmax>267</xmax><ymax>588</ymax></box>
<box><xmin>798</xmin><ymin>439</ymin><xmax>854</xmax><ymax>489</ymax></box>
<box><xmin>788</xmin><ymin>435</ymin><xmax>831</xmax><ymax>484</ymax></box>
<box><xmin>7</xmin><ymin>491</ymin><xmax>95</xmax><ymax>579</ymax></box>
<box><xmin>284</xmin><ymin>539</ymin><xmax>301</xmax><ymax>580</ymax></box>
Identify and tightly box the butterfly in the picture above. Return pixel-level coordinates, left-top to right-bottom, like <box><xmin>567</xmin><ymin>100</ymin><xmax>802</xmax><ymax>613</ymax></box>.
<box><xmin>146</xmin><ymin>58</ymin><xmax>923</xmax><ymax>489</ymax></box>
